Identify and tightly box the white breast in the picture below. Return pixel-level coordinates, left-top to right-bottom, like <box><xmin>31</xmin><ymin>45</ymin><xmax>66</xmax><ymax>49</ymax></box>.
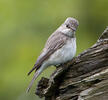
<box><xmin>48</xmin><ymin>38</ymin><xmax>76</xmax><ymax>65</ymax></box>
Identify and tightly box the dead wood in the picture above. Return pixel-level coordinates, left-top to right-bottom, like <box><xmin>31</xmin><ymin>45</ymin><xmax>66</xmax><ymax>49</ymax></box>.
<box><xmin>36</xmin><ymin>27</ymin><xmax>108</xmax><ymax>100</ymax></box>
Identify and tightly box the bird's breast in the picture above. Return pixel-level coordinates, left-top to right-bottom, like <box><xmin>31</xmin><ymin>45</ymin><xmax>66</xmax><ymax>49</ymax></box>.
<box><xmin>48</xmin><ymin>38</ymin><xmax>76</xmax><ymax>65</ymax></box>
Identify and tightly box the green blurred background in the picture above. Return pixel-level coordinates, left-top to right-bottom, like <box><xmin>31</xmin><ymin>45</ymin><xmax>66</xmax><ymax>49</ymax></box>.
<box><xmin>0</xmin><ymin>0</ymin><xmax>108</xmax><ymax>100</ymax></box>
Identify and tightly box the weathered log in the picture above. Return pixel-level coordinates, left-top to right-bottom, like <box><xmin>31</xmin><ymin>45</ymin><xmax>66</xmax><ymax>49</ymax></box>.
<box><xmin>36</xmin><ymin>27</ymin><xmax>108</xmax><ymax>100</ymax></box>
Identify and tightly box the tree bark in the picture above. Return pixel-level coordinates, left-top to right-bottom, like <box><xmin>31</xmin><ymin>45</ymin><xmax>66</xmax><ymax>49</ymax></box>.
<box><xmin>36</xmin><ymin>27</ymin><xmax>108</xmax><ymax>100</ymax></box>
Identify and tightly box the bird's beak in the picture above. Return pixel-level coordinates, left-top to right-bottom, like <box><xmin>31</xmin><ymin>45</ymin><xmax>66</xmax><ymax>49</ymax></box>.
<box><xmin>71</xmin><ymin>27</ymin><xmax>76</xmax><ymax>31</ymax></box>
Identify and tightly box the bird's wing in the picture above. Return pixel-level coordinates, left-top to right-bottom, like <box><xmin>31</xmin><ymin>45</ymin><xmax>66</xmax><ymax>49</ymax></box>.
<box><xmin>28</xmin><ymin>32</ymin><xmax>68</xmax><ymax>75</ymax></box>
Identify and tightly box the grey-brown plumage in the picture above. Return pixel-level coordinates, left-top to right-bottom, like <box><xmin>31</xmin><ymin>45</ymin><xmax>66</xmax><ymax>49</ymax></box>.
<box><xmin>28</xmin><ymin>32</ymin><xmax>68</xmax><ymax>75</ymax></box>
<box><xmin>27</xmin><ymin>17</ymin><xmax>79</xmax><ymax>92</ymax></box>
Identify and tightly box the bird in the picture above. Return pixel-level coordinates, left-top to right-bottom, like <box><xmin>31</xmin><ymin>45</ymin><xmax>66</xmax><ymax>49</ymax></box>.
<box><xmin>27</xmin><ymin>17</ymin><xmax>79</xmax><ymax>92</ymax></box>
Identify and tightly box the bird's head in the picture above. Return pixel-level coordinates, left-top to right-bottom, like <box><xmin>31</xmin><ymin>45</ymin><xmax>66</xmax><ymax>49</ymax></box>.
<box><xmin>58</xmin><ymin>17</ymin><xmax>79</xmax><ymax>37</ymax></box>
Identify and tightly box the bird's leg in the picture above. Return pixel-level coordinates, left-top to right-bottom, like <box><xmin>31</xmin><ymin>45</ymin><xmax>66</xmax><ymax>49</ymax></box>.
<box><xmin>55</xmin><ymin>62</ymin><xmax>65</xmax><ymax>69</ymax></box>
<box><xmin>55</xmin><ymin>64</ymin><xmax>60</xmax><ymax>69</ymax></box>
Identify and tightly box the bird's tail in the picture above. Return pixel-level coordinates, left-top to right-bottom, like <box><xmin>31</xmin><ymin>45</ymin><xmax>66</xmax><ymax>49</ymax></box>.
<box><xmin>27</xmin><ymin>64</ymin><xmax>41</xmax><ymax>76</ymax></box>
<box><xmin>26</xmin><ymin>69</ymin><xmax>41</xmax><ymax>93</ymax></box>
<box><xmin>27</xmin><ymin>62</ymin><xmax>47</xmax><ymax>93</ymax></box>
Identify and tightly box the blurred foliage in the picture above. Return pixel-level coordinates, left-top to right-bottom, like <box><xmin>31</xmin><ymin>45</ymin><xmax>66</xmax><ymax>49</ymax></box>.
<box><xmin>0</xmin><ymin>0</ymin><xmax>108</xmax><ymax>100</ymax></box>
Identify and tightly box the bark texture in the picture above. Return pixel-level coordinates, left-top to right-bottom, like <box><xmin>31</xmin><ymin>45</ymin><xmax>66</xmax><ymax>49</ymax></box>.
<box><xmin>36</xmin><ymin>27</ymin><xmax>108</xmax><ymax>100</ymax></box>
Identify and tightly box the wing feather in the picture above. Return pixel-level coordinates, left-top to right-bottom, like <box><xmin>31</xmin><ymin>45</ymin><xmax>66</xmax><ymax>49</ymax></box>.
<box><xmin>27</xmin><ymin>32</ymin><xmax>68</xmax><ymax>75</ymax></box>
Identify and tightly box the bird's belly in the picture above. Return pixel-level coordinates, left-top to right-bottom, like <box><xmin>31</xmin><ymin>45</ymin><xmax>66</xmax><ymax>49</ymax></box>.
<box><xmin>48</xmin><ymin>39</ymin><xmax>76</xmax><ymax>65</ymax></box>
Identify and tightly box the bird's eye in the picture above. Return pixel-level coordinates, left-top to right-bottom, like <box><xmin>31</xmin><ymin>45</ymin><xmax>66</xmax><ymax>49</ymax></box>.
<box><xmin>66</xmin><ymin>24</ymin><xmax>70</xmax><ymax>28</ymax></box>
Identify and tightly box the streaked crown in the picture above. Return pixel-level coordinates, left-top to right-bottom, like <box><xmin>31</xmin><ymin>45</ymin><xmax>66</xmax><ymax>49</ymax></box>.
<box><xmin>64</xmin><ymin>17</ymin><xmax>79</xmax><ymax>31</ymax></box>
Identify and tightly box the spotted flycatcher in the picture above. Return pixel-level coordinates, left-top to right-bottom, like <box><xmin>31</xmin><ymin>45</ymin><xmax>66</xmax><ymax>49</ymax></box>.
<box><xmin>27</xmin><ymin>17</ymin><xmax>79</xmax><ymax>92</ymax></box>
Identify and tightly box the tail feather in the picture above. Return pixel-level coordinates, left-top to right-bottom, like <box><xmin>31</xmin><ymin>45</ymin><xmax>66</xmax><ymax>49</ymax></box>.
<box><xmin>28</xmin><ymin>64</ymin><xmax>41</xmax><ymax>76</ymax></box>
<box><xmin>26</xmin><ymin>71</ymin><xmax>40</xmax><ymax>93</ymax></box>
<box><xmin>27</xmin><ymin>62</ymin><xmax>47</xmax><ymax>93</ymax></box>
<box><xmin>27</xmin><ymin>66</ymin><xmax>36</xmax><ymax>76</ymax></box>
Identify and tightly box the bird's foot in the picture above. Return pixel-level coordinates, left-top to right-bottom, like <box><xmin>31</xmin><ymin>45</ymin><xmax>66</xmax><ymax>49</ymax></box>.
<box><xmin>55</xmin><ymin>63</ymin><xmax>65</xmax><ymax>69</ymax></box>
<box><xmin>55</xmin><ymin>64</ymin><xmax>60</xmax><ymax>69</ymax></box>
